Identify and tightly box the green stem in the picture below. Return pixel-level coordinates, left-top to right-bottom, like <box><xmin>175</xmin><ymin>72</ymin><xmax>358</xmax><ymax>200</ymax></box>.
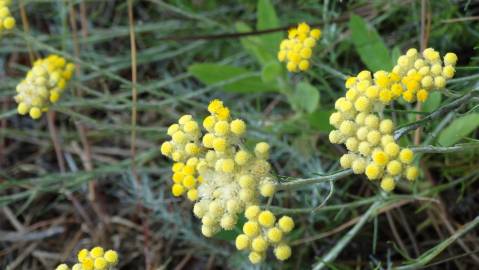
<box><xmin>312</xmin><ymin>200</ymin><xmax>383</xmax><ymax>270</ymax></box>
<box><xmin>394</xmin><ymin>215</ymin><xmax>479</xmax><ymax>270</ymax></box>
<box><xmin>411</xmin><ymin>142</ymin><xmax>479</xmax><ymax>154</ymax></box>
<box><xmin>275</xmin><ymin>169</ymin><xmax>353</xmax><ymax>190</ymax></box>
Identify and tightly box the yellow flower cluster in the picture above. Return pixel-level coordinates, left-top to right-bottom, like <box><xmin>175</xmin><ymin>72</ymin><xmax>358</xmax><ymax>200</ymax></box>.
<box><xmin>277</xmin><ymin>22</ymin><xmax>321</xmax><ymax>72</ymax></box>
<box><xmin>55</xmin><ymin>246</ymin><xmax>119</xmax><ymax>270</ymax></box>
<box><xmin>329</xmin><ymin>48</ymin><xmax>457</xmax><ymax>192</ymax></box>
<box><xmin>0</xmin><ymin>0</ymin><xmax>15</xmax><ymax>33</ymax></box>
<box><xmin>392</xmin><ymin>48</ymin><xmax>458</xmax><ymax>102</ymax></box>
<box><xmin>14</xmin><ymin>55</ymin><xmax>75</xmax><ymax>119</ymax></box>
<box><xmin>161</xmin><ymin>100</ymin><xmax>276</xmax><ymax>238</ymax></box>
<box><xmin>235</xmin><ymin>205</ymin><xmax>294</xmax><ymax>264</ymax></box>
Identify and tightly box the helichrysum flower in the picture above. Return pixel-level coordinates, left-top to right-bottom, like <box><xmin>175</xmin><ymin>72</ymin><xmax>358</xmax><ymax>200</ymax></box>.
<box><xmin>161</xmin><ymin>99</ymin><xmax>276</xmax><ymax>238</ymax></box>
<box><xmin>0</xmin><ymin>0</ymin><xmax>15</xmax><ymax>33</ymax></box>
<box><xmin>278</xmin><ymin>22</ymin><xmax>321</xmax><ymax>72</ymax></box>
<box><xmin>55</xmin><ymin>246</ymin><xmax>119</xmax><ymax>270</ymax></box>
<box><xmin>329</xmin><ymin>48</ymin><xmax>457</xmax><ymax>192</ymax></box>
<box><xmin>235</xmin><ymin>205</ymin><xmax>294</xmax><ymax>264</ymax></box>
<box><xmin>14</xmin><ymin>54</ymin><xmax>75</xmax><ymax>119</ymax></box>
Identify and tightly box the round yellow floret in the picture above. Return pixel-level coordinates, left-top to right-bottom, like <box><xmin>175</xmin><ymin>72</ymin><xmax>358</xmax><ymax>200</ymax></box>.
<box><xmin>267</xmin><ymin>227</ymin><xmax>283</xmax><ymax>243</ymax></box>
<box><xmin>202</xmin><ymin>133</ymin><xmax>215</xmax><ymax>148</ymax></box>
<box><xmin>444</xmin><ymin>52</ymin><xmax>458</xmax><ymax>65</ymax></box>
<box><xmin>56</xmin><ymin>264</ymin><xmax>69</xmax><ymax>270</ymax></box>
<box><xmin>274</xmin><ymin>244</ymin><xmax>292</xmax><ymax>261</ymax></box>
<box><xmin>354</xmin><ymin>96</ymin><xmax>370</xmax><ymax>112</ymax></box>
<box><xmin>380</xmin><ymin>177</ymin><xmax>395</xmax><ymax>192</ymax></box>
<box><xmin>29</xmin><ymin>107</ymin><xmax>42</xmax><ymax>119</ymax></box>
<box><xmin>235</xmin><ymin>150</ymin><xmax>250</xmax><ymax>165</ymax></box>
<box><xmin>187</xmin><ymin>189</ymin><xmax>198</xmax><ymax>201</ymax></box>
<box><xmin>221</xmin><ymin>158</ymin><xmax>235</xmax><ymax>173</ymax></box>
<box><xmin>178</xmin><ymin>114</ymin><xmax>192</xmax><ymax>125</ymax></box>
<box><xmin>235</xmin><ymin>234</ymin><xmax>250</xmax><ymax>250</ymax></box>
<box><xmin>258</xmin><ymin>210</ymin><xmax>275</xmax><ymax>228</ymax></box>
<box><xmin>384</xmin><ymin>142</ymin><xmax>400</xmax><ymax>157</ymax></box>
<box><xmin>230</xmin><ymin>119</ymin><xmax>246</xmax><ymax>135</ymax></box>
<box><xmin>365</xmin><ymin>163</ymin><xmax>381</xmax><ymax>180</ymax></box>
<box><xmin>172</xmin><ymin>131</ymin><xmax>186</xmax><ymax>144</ymax></box>
<box><xmin>104</xmin><ymin>250</ymin><xmax>119</xmax><ymax>265</ymax></box>
<box><xmin>171</xmin><ymin>184</ymin><xmax>185</xmax><ymax>197</ymax></box>
<box><xmin>417</xmin><ymin>89</ymin><xmax>428</xmax><ymax>102</ymax></box>
<box><xmin>406</xmin><ymin>166</ymin><xmax>419</xmax><ymax>181</ymax></box>
<box><xmin>94</xmin><ymin>258</ymin><xmax>107</xmax><ymax>270</ymax></box>
<box><xmin>239</xmin><ymin>174</ymin><xmax>255</xmax><ymax>188</ymax></box>
<box><xmin>379</xmin><ymin>119</ymin><xmax>394</xmax><ymax>134</ymax></box>
<box><xmin>387</xmin><ymin>160</ymin><xmax>402</xmax><ymax>176</ymax></box>
<box><xmin>399</xmin><ymin>148</ymin><xmax>414</xmax><ymax>164</ymax></box>
<box><xmin>340</xmin><ymin>154</ymin><xmax>354</xmax><ymax>168</ymax></box>
<box><xmin>3</xmin><ymin>17</ymin><xmax>15</xmax><ymax>30</ymax></box>
<box><xmin>185</xmin><ymin>143</ymin><xmax>199</xmax><ymax>155</ymax></box>
<box><xmin>373</xmin><ymin>151</ymin><xmax>389</xmax><ymax>166</ymax></box>
<box><xmin>81</xmin><ymin>258</ymin><xmax>94</xmax><ymax>270</ymax></box>
<box><xmin>17</xmin><ymin>102</ymin><xmax>29</xmax><ymax>115</ymax></box>
<box><xmin>90</xmin><ymin>246</ymin><xmax>104</xmax><ymax>258</ymax></box>
<box><xmin>243</xmin><ymin>221</ymin><xmax>260</xmax><ymax>237</ymax></box>
<box><xmin>298</xmin><ymin>60</ymin><xmax>310</xmax><ymax>71</ymax></box>
<box><xmin>260</xmin><ymin>182</ymin><xmax>275</xmax><ymax>197</ymax></box>
<box><xmin>248</xmin><ymin>251</ymin><xmax>264</xmax><ymax>264</ymax></box>
<box><xmin>255</xmin><ymin>142</ymin><xmax>270</xmax><ymax>157</ymax></box>
<box><xmin>352</xmin><ymin>158</ymin><xmax>366</xmax><ymax>174</ymax></box>
<box><xmin>220</xmin><ymin>215</ymin><xmax>236</xmax><ymax>230</ymax></box>
<box><xmin>208</xmin><ymin>99</ymin><xmax>223</xmax><ymax>114</ymax></box>
<box><xmin>278</xmin><ymin>216</ymin><xmax>294</xmax><ymax>233</ymax></box>
<box><xmin>78</xmin><ymin>249</ymin><xmax>89</xmax><ymax>262</ymax></box>
<box><xmin>183</xmin><ymin>120</ymin><xmax>199</xmax><ymax>134</ymax></box>
<box><xmin>212</xmin><ymin>137</ymin><xmax>227</xmax><ymax>152</ymax></box>
<box><xmin>214</xmin><ymin>120</ymin><xmax>230</xmax><ymax>136</ymax></box>
<box><xmin>203</xmin><ymin>115</ymin><xmax>216</xmax><ymax>131</ymax></box>
<box><xmin>251</xmin><ymin>236</ymin><xmax>268</xmax><ymax>252</ymax></box>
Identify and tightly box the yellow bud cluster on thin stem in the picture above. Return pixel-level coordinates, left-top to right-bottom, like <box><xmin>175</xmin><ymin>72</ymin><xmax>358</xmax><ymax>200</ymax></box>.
<box><xmin>329</xmin><ymin>48</ymin><xmax>457</xmax><ymax>192</ymax></box>
<box><xmin>14</xmin><ymin>54</ymin><xmax>75</xmax><ymax>119</ymax></box>
<box><xmin>55</xmin><ymin>246</ymin><xmax>119</xmax><ymax>270</ymax></box>
<box><xmin>161</xmin><ymin>99</ymin><xmax>276</xmax><ymax>239</ymax></box>
<box><xmin>236</xmin><ymin>205</ymin><xmax>294</xmax><ymax>264</ymax></box>
<box><xmin>277</xmin><ymin>22</ymin><xmax>321</xmax><ymax>72</ymax></box>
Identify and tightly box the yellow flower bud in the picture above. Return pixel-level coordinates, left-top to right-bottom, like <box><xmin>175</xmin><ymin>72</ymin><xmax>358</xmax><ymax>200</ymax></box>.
<box><xmin>380</xmin><ymin>177</ymin><xmax>395</xmax><ymax>192</ymax></box>
<box><xmin>235</xmin><ymin>234</ymin><xmax>250</xmax><ymax>250</ymax></box>
<box><xmin>399</xmin><ymin>148</ymin><xmax>414</xmax><ymax>164</ymax></box>
<box><xmin>251</xmin><ymin>236</ymin><xmax>268</xmax><ymax>252</ymax></box>
<box><xmin>258</xmin><ymin>210</ymin><xmax>275</xmax><ymax>228</ymax></box>
<box><xmin>274</xmin><ymin>244</ymin><xmax>292</xmax><ymax>261</ymax></box>
<box><xmin>278</xmin><ymin>216</ymin><xmax>294</xmax><ymax>233</ymax></box>
<box><xmin>387</xmin><ymin>160</ymin><xmax>402</xmax><ymax>176</ymax></box>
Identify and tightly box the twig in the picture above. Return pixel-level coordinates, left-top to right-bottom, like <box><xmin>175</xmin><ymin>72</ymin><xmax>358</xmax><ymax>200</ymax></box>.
<box><xmin>394</xmin><ymin>91</ymin><xmax>479</xmax><ymax>140</ymax></box>
<box><xmin>312</xmin><ymin>200</ymin><xmax>383</xmax><ymax>270</ymax></box>
<box><xmin>411</xmin><ymin>143</ymin><xmax>479</xmax><ymax>154</ymax></box>
<box><xmin>275</xmin><ymin>169</ymin><xmax>353</xmax><ymax>190</ymax></box>
<box><xmin>0</xmin><ymin>226</ymin><xmax>64</xmax><ymax>242</ymax></box>
<box><xmin>395</xmin><ymin>216</ymin><xmax>479</xmax><ymax>270</ymax></box>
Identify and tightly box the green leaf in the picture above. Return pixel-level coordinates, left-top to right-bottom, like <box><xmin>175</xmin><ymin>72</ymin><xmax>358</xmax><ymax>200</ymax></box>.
<box><xmin>257</xmin><ymin>0</ymin><xmax>282</xmax><ymax>55</ymax></box>
<box><xmin>188</xmin><ymin>63</ymin><xmax>276</xmax><ymax>93</ymax></box>
<box><xmin>423</xmin><ymin>91</ymin><xmax>442</xmax><ymax>112</ymax></box>
<box><xmin>349</xmin><ymin>14</ymin><xmax>392</xmax><ymax>71</ymax></box>
<box><xmin>236</xmin><ymin>22</ymin><xmax>274</xmax><ymax>66</ymax></box>
<box><xmin>437</xmin><ymin>113</ymin><xmax>479</xmax><ymax>147</ymax></box>
<box><xmin>307</xmin><ymin>109</ymin><xmax>334</xmax><ymax>133</ymax></box>
<box><xmin>292</xmin><ymin>82</ymin><xmax>320</xmax><ymax>113</ymax></box>
<box><xmin>261</xmin><ymin>61</ymin><xmax>281</xmax><ymax>83</ymax></box>
<box><xmin>391</xmin><ymin>46</ymin><xmax>401</xmax><ymax>64</ymax></box>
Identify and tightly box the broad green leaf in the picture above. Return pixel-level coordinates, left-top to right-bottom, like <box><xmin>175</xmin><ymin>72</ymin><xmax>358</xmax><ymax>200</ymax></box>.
<box><xmin>307</xmin><ymin>109</ymin><xmax>334</xmax><ymax>133</ymax></box>
<box><xmin>257</xmin><ymin>0</ymin><xmax>282</xmax><ymax>55</ymax></box>
<box><xmin>423</xmin><ymin>91</ymin><xmax>442</xmax><ymax>112</ymax></box>
<box><xmin>188</xmin><ymin>63</ymin><xmax>276</xmax><ymax>93</ymax></box>
<box><xmin>437</xmin><ymin>113</ymin><xmax>479</xmax><ymax>146</ymax></box>
<box><xmin>292</xmin><ymin>82</ymin><xmax>320</xmax><ymax>113</ymax></box>
<box><xmin>349</xmin><ymin>14</ymin><xmax>392</xmax><ymax>71</ymax></box>
<box><xmin>236</xmin><ymin>22</ymin><xmax>274</xmax><ymax>66</ymax></box>
<box><xmin>261</xmin><ymin>61</ymin><xmax>281</xmax><ymax>83</ymax></box>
